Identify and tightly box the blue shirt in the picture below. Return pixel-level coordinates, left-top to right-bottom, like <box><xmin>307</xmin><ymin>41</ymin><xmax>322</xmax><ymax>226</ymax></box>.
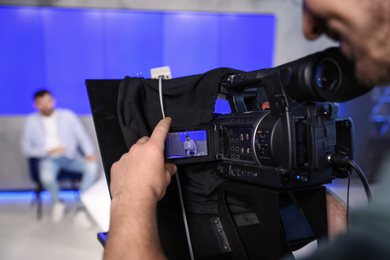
<box><xmin>184</xmin><ymin>139</ymin><xmax>197</xmax><ymax>150</ymax></box>
<box><xmin>21</xmin><ymin>108</ymin><xmax>95</xmax><ymax>159</ymax></box>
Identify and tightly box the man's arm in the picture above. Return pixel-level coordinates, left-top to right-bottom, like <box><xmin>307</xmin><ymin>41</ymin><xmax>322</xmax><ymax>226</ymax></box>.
<box><xmin>65</xmin><ymin>110</ymin><xmax>96</xmax><ymax>159</ymax></box>
<box><xmin>326</xmin><ymin>188</ymin><xmax>348</xmax><ymax>240</ymax></box>
<box><xmin>104</xmin><ymin>117</ymin><xmax>177</xmax><ymax>260</ymax></box>
<box><xmin>20</xmin><ymin>116</ymin><xmax>46</xmax><ymax>158</ymax></box>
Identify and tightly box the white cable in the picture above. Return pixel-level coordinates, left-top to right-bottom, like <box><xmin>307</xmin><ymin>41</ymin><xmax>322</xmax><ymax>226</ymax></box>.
<box><xmin>159</xmin><ymin>76</ymin><xmax>166</xmax><ymax>118</ymax></box>
<box><xmin>175</xmin><ymin>171</ymin><xmax>195</xmax><ymax>260</ymax></box>
<box><xmin>158</xmin><ymin>76</ymin><xmax>194</xmax><ymax>259</ymax></box>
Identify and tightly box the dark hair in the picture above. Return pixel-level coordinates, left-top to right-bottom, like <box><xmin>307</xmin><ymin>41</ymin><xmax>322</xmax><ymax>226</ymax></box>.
<box><xmin>34</xmin><ymin>90</ymin><xmax>52</xmax><ymax>100</ymax></box>
<box><xmin>186</xmin><ymin>135</ymin><xmax>190</xmax><ymax>138</ymax></box>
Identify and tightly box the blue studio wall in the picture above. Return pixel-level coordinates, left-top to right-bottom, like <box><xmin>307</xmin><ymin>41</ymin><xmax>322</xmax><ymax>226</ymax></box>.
<box><xmin>0</xmin><ymin>6</ymin><xmax>276</xmax><ymax>115</ymax></box>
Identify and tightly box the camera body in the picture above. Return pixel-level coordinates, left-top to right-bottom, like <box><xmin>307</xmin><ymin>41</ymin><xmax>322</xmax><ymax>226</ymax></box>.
<box><xmin>166</xmin><ymin>102</ymin><xmax>351</xmax><ymax>189</ymax></box>
<box><xmin>165</xmin><ymin>47</ymin><xmax>369</xmax><ymax>189</ymax></box>
<box><xmin>213</xmin><ymin>103</ymin><xmax>349</xmax><ymax>189</ymax></box>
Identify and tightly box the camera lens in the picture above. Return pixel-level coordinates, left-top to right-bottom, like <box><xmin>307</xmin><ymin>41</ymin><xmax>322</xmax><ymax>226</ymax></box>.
<box><xmin>314</xmin><ymin>59</ymin><xmax>340</xmax><ymax>91</ymax></box>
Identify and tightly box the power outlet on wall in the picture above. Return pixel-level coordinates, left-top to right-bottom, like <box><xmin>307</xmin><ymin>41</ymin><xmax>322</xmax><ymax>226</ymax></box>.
<box><xmin>150</xmin><ymin>66</ymin><xmax>172</xmax><ymax>79</ymax></box>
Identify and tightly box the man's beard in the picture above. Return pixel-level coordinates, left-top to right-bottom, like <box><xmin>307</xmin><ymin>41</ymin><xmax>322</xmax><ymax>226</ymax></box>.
<box><xmin>41</xmin><ymin>108</ymin><xmax>54</xmax><ymax>117</ymax></box>
<box><xmin>355</xmin><ymin>55</ymin><xmax>390</xmax><ymax>87</ymax></box>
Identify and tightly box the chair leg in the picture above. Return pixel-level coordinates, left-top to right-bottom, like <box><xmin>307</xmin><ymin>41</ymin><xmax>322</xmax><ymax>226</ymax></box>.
<box><xmin>35</xmin><ymin>184</ymin><xmax>43</xmax><ymax>220</ymax></box>
<box><xmin>37</xmin><ymin>197</ymin><xmax>42</xmax><ymax>220</ymax></box>
<box><xmin>71</xmin><ymin>180</ymin><xmax>81</xmax><ymax>200</ymax></box>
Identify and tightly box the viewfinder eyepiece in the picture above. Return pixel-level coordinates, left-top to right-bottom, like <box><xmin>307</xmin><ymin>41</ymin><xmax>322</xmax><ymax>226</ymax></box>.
<box><xmin>314</xmin><ymin>59</ymin><xmax>340</xmax><ymax>92</ymax></box>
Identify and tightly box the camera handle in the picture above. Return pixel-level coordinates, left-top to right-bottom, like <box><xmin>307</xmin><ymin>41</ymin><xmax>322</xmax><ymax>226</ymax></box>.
<box><xmin>219</xmin><ymin>70</ymin><xmax>272</xmax><ymax>113</ymax></box>
<box><xmin>219</xmin><ymin>70</ymin><xmax>299</xmax><ymax>116</ymax></box>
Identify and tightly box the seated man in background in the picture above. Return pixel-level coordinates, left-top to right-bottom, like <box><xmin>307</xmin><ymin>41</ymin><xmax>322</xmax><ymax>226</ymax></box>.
<box><xmin>21</xmin><ymin>90</ymin><xmax>98</xmax><ymax>226</ymax></box>
<box><xmin>184</xmin><ymin>135</ymin><xmax>197</xmax><ymax>156</ymax></box>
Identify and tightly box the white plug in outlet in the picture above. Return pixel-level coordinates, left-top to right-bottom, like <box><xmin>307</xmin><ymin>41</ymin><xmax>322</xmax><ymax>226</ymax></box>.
<box><xmin>150</xmin><ymin>66</ymin><xmax>172</xmax><ymax>79</ymax></box>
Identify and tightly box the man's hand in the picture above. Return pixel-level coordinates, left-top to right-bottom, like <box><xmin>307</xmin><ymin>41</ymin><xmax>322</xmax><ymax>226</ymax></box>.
<box><xmin>47</xmin><ymin>146</ymin><xmax>66</xmax><ymax>155</ymax></box>
<box><xmin>105</xmin><ymin>118</ymin><xmax>176</xmax><ymax>260</ymax></box>
<box><xmin>110</xmin><ymin>117</ymin><xmax>177</xmax><ymax>202</ymax></box>
<box><xmin>85</xmin><ymin>154</ymin><xmax>97</xmax><ymax>161</ymax></box>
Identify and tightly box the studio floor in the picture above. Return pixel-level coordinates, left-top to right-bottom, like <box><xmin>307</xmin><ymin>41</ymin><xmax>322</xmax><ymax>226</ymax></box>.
<box><xmin>0</xmin><ymin>178</ymin><xmax>375</xmax><ymax>260</ymax></box>
<box><xmin>0</xmin><ymin>191</ymin><xmax>104</xmax><ymax>260</ymax></box>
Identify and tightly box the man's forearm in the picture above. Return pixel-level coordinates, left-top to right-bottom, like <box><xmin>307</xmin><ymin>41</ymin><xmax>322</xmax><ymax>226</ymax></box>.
<box><xmin>326</xmin><ymin>188</ymin><xmax>348</xmax><ymax>240</ymax></box>
<box><xmin>104</xmin><ymin>195</ymin><xmax>166</xmax><ymax>260</ymax></box>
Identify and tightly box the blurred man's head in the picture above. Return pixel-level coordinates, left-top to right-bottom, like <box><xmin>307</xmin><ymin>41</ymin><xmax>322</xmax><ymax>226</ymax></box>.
<box><xmin>303</xmin><ymin>0</ymin><xmax>390</xmax><ymax>86</ymax></box>
<box><xmin>186</xmin><ymin>136</ymin><xmax>190</xmax><ymax>141</ymax></box>
<box><xmin>34</xmin><ymin>90</ymin><xmax>55</xmax><ymax>116</ymax></box>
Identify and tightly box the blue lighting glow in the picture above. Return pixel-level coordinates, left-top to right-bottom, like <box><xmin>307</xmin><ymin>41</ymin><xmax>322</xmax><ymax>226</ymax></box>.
<box><xmin>0</xmin><ymin>6</ymin><xmax>275</xmax><ymax>115</ymax></box>
<box><xmin>0</xmin><ymin>190</ymin><xmax>79</xmax><ymax>203</ymax></box>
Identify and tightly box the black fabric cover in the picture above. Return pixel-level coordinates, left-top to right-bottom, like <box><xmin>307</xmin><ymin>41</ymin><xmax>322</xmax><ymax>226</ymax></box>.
<box><xmin>118</xmin><ymin>68</ymin><xmax>241</xmax><ymax>144</ymax></box>
<box><xmin>117</xmin><ymin>68</ymin><xmax>243</xmax><ymax>214</ymax></box>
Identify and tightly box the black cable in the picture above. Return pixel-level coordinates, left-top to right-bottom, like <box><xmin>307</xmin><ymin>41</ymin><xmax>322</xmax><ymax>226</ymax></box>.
<box><xmin>345</xmin><ymin>158</ymin><xmax>372</xmax><ymax>202</ymax></box>
<box><xmin>328</xmin><ymin>154</ymin><xmax>372</xmax><ymax>202</ymax></box>
<box><xmin>346</xmin><ymin>170</ymin><xmax>351</xmax><ymax>231</ymax></box>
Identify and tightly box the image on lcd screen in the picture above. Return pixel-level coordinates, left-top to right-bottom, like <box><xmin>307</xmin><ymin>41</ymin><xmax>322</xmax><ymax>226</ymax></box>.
<box><xmin>166</xmin><ymin>130</ymin><xmax>208</xmax><ymax>159</ymax></box>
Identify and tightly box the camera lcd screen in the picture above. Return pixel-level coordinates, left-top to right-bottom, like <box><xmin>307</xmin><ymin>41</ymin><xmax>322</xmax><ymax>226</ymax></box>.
<box><xmin>166</xmin><ymin>129</ymin><xmax>209</xmax><ymax>159</ymax></box>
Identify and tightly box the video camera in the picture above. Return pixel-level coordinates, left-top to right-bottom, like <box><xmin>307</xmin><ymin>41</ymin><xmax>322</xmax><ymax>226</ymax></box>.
<box><xmin>165</xmin><ymin>48</ymin><xmax>371</xmax><ymax>189</ymax></box>
<box><xmin>87</xmin><ymin>47</ymin><xmax>373</xmax><ymax>259</ymax></box>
